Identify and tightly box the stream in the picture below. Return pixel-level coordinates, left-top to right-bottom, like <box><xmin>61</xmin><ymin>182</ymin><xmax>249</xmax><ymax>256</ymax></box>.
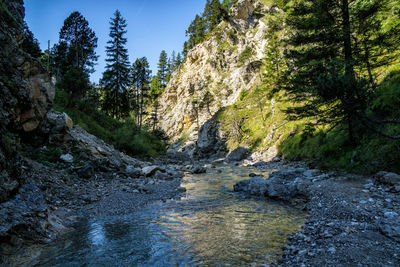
<box><xmin>31</xmin><ymin>165</ymin><xmax>306</xmax><ymax>266</ymax></box>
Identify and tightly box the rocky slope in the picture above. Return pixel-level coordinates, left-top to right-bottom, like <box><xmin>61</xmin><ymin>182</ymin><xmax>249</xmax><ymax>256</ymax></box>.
<box><xmin>234</xmin><ymin>161</ymin><xmax>400</xmax><ymax>266</ymax></box>
<box><xmin>157</xmin><ymin>0</ymin><xmax>272</xmax><ymax>157</ymax></box>
<box><xmin>0</xmin><ymin>0</ymin><xmax>54</xmax><ymax>212</ymax></box>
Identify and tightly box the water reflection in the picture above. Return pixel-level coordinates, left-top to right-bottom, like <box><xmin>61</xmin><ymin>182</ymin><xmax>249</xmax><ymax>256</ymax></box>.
<box><xmin>31</xmin><ymin>165</ymin><xmax>306</xmax><ymax>266</ymax></box>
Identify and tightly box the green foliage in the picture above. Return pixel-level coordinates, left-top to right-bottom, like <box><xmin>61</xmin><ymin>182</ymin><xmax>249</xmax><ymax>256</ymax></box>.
<box><xmin>279</xmin><ymin>67</ymin><xmax>400</xmax><ymax>174</ymax></box>
<box><xmin>184</xmin><ymin>0</ymin><xmax>231</xmax><ymax>54</ymax></box>
<box><xmin>113</xmin><ymin>118</ymin><xmax>166</xmax><ymax>157</ymax></box>
<box><xmin>0</xmin><ymin>0</ymin><xmax>19</xmax><ymax>28</ymax></box>
<box><xmin>1</xmin><ymin>132</ymin><xmax>20</xmax><ymax>155</ymax></box>
<box><xmin>53</xmin><ymin>11</ymin><xmax>98</xmax><ymax>75</ymax></box>
<box><xmin>21</xmin><ymin>22</ymin><xmax>42</xmax><ymax>58</ymax></box>
<box><xmin>54</xmin><ymin>88</ymin><xmax>165</xmax><ymax>158</ymax></box>
<box><xmin>238</xmin><ymin>46</ymin><xmax>255</xmax><ymax>66</ymax></box>
<box><xmin>131</xmin><ymin>57</ymin><xmax>152</xmax><ymax>130</ymax></box>
<box><xmin>101</xmin><ymin>10</ymin><xmax>131</xmax><ymax>119</ymax></box>
<box><xmin>57</xmin><ymin>66</ymin><xmax>91</xmax><ymax>106</ymax></box>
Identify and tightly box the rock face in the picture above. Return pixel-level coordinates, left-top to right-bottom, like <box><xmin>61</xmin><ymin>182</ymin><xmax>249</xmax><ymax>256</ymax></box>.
<box><xmin>0</xmin><ymin>0</ymin><xmax>54</xmax><ymax>248</ymax></box>
<box><xmin>157</xmin><ymin>0</ymin><xmax>269</xmax><ymax>157</ymax></box>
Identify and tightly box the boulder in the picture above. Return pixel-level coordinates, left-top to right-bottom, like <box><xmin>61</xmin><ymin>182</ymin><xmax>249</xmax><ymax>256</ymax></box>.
<box><xmin>153</xmin><ymin>170</ymin><xmax>174</xmax><ymax>181</ymax></box>
<box><xmin>0</xmin><ymin>184</ymin><xmax>47</xmax><ymax>238</ymax></box>
<box><xmin>76</xmin><ymin>162</ymin><xmax>96</xmax><ymax>179</ymax></box>
<box><xmin>374</xmin><ymin>171</ymin><xmax>400</xmax><ymax>186</ymax></box>
<box><xmin>189</xmin><ymin>165</ymin><xmax>207</xmax><ymax>174</ymax></box>
<box><xmin>226</xmin><ymin>146</ymin><xmax>249</xmax><ymax>162</ymax></box>
<box><xmin>142</xmin><ymin>166</ymin><xmax>160</xmax><ymax>177</ymax></box>
<box><xmin>234</xmin><ymin>169</ymin><xmax>311</xmax><ymax>203</ymax></box>
<box><xmin>125</xmin><ymin>165</ymin><xmax>141</xmax><ymax>178</ymax></box>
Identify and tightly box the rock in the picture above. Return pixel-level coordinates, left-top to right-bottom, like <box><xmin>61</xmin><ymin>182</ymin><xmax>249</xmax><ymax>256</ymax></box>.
<box><xmin>0</xmin><ymin>184</ymin><xmax>47</xmax><ymax>238</ymax></box>
<box><xmin>384</xmin><ymin>211</ymin><xmax>399</xmax><ymax>219</ymax></box>
<box><xmin>125</xmin><ymin>165</ymin><xmax>140</xmax><ymax>178</ymax></box>
<box><xmin>62</xmin><ymin>112</ymin><xmax>73</xmax><ymax>129</ymax></box>
<box><xmin>76</xmin><ymin>162</ymin><xmax>95</xmax><ymax>179</ymax></box>
<box><xmin>196</xmin><ymin>116</ymin><xmax>226</xmax><ymax>157</ymax></box>
<box><xmin>230</xmin><ymin>0</ymin><xmax>255</xmax><ymax>20</ymax></box>
<box><xmin>60</xmin><ymin>153</ymin><xmax>73</xmax><ymax>163</ymax></box>
<box><xmin>375</xmin><ymin>171</ymin><xmax>400</xmax><ymax>186</ymax></box>
<box><xmin>142</xmin><ymin>166</ymin><xmax>160</xmax><ymax>177</ymax></box>
<box><xmin>252</xmin><ymin>161</ymin><xmax>268</xmax><ymax>168</ymax></box>
<box><xmin>226</xmin><ymin>146</ymin><xmax>249</xmax><ymax>162</ymax></box>
<box><xmin>108</xmin><ymin>157</ymin><xmax>123</xmax><ymax>169</ymax></box>
<box><xmin>189</xmin><ymin>165</ymin><xmax>207</xmax><ymax>174</ymax></box>
<box><xmin>153</xmin><ymin>170</ymin><xmax>174</xmax><ymax>180</ymax></box>
<box><xmin>234</xmin><ymin>169</ymin><xmax>311</xmax><ymax>203</ymax></box>
<box><xmin>234</xmin><ymin>176</ymin><xmax>269</xmax><ymax>196</ymax></box>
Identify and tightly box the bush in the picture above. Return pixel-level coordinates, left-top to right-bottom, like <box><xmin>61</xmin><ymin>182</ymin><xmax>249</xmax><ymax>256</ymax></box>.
<box><xmin>54</xmin><ymin>88</ymin><xmax>166</xmax><ymax>158</ymax></box>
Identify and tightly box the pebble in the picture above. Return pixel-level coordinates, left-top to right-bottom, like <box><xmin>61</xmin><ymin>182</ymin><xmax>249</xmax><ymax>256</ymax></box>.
<box><xmin>384</xmin><ymin>211</ymin><xmax>399</xmax><ymax>218</ymax></box>
<box><xmin>328</xmin><ymin>247</ymin><xmax>336</xmax><ymax>253</ymax></box>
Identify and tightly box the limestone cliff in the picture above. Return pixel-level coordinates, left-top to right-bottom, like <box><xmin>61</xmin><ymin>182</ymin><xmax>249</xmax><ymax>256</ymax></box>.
<box><xmin>157</xmin><ymin>0</ymin><xmax>279</xmax><ymax>158</ymax></box>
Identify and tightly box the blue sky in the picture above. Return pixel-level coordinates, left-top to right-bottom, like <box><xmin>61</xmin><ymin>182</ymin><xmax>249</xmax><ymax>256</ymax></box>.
<box><xmin>24</xmin><ymin>0</ymin><xmax>206</xmax><ymax>83</ymax></box>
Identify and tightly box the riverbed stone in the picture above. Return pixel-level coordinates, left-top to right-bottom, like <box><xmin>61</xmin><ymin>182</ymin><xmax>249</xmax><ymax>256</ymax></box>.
<box><xmin>142</xmin><ymin>166</ymin><xmax>160</xmax><ymax>177</ymax></box>
<box><xmin>375</xmin><ymin>171</ymin><xmax>400</xmax><ymax>186</ymax></box>
<box><xmin>60</xmin><ymin>153</ymin><xmax>73</xmax><ymax>163</ymax></box>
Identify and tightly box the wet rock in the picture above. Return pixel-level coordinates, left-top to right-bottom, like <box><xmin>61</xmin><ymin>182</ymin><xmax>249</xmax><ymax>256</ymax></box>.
<box><xmin>0</xmin><ymin>183</ymin><xmax>47</xmax><ymax>238</ymax></box>
<box><xmin>234</xmin><ymin>169</ymin><xmax>311</xmax><ymax>202</ymax></box>
<box><xmin>188</xmin><ymin>165</ymin><xmax>207</xmax><ymax>174</ymax></box>
<box><xmin>252</xmin><ymin>161</ymin><xmax>268</xmax><ymax>168</ymax></box>
<box><xmin>60</xmin><ymin>153</ymin><xmax>73</xmax><ymax>163</ymax></box>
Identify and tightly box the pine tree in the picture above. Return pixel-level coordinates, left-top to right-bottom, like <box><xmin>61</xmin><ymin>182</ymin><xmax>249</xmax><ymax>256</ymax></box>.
<box><xmin>149</xmin><ymin>76</ymin><xmax>162</xmax><ymax>130</ymax></box>
<box><xmin>284</xmin><ymin>0</ymin><xmax>400</xmax><ymax>144</ymax></box>
<box><xmin>21</xmin><ymin>22</ymin><xmax>41</xmax><ymax>58</ymax></box>
<box><xmin>131</xmin><ymin>57</ymin><xmax>151</xmax><ymax>130</ymax></box>
<box><xmin>157</xmin><ymin>50</ymin><xmax>168</xmax><ymax>87</ymax></box>
<box><xmin>101</xmin><ymin>10</ymin><xmax>131</xmax><ymax>119</ymax></box>
<box><xmin>52</xmin><ymin>11</ymin><xmax>98</xmax><ymax>105</ymax></box>
<box><xmin>175</xmin><ymin>52</ymin><xmax>183</xmax><ymax>69</ymax></box>
<box><xmin>56</xmin><ymin>11</ymin><xmax>98</xmax><ymax>74</ymax></box>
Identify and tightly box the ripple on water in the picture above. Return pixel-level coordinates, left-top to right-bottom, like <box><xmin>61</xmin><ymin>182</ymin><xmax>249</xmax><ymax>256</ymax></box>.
<box><xmin>29</xmin><ymin>165</ymin><xmax>306</xmax><ymax>266</ymax></box>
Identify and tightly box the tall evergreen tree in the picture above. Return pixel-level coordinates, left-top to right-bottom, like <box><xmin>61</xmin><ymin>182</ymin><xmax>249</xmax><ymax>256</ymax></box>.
<box><xmin>52</xmin><ymin>11</ymin><xmax>98</xmax><ymax>106</ymax></box>
<box><xmin>175</xmin><ymin>52</ymin><xmax>183</xmax><ymax>69</ymax></box>
<box><xmin>284</xmin><ymin>0</ymin><xmax>400</xmax><ymax>144</ymax></box>
<box><xmin>55</xmin><ymin>11</ymin><xmax>98</xmax><ymax>74</ymax></box>
<box><xmin>131</xmin><ymin>57</ymin><xmax>152</xmax><ymax>130</ymax></box>
<box><xmin>101</xmin><ymin>10</ymin><xmax>131</xmax><ymax>119</ymax></box>
<box><xmin>157</xmin><ymin>50</ymin><xmax>168</xmax><ymax>87</ymax></box>
<box><xmin>149</xmin><ymin>76</ymin><xmax>162</xmax><ymax>130</ymax></box>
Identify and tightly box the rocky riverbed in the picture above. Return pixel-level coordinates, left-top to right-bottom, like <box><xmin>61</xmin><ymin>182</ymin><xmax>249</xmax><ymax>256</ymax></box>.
<box><xmin>235</xmin><ymin>160</ymin><xmax>400</xmax><ymax>266</ymax></box>
<box><xmin>0</xmin><ymin>111</ymin><xmax>196</xmax><ymax>265</ymax></box>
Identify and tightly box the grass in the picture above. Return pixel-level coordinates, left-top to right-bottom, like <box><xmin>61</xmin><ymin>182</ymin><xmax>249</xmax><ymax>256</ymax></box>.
<box><xmin>54</xmin><ymin>88</ymin><xmax>166</xmax><ymax>158</ymax></box>
<box><xmin>213</xmin><ymin>59</ymin><xmax>400</xmax><ymax>174</ymax></box>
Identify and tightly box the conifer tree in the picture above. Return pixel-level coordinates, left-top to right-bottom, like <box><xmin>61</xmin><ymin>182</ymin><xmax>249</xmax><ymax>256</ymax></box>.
<box><xmin>52</xmin><ymin>11</ymin><xmax>98</xmax><ymax>105</ymax></box>
<box><xmin>55</xmin><ymin>11</ymin><xmax>98</xmax><ymax>74</ymax></box>
<box><xmin>101</xmin><ymin>10</ymin><xmax>131</xmax><ymax>119</ymax></box>
<box><xmin>131</xmin><ymin>57</ymin><xmax>151</xmax><ymax>130</ymax></box>
<box><xmin>175</xmin><ymin>52</ymin><xmax>183</xmax><ymax>69</ymax></box>
<box><xmin>284</xmin><ymin>0</ymin><xmax>400</xmax><ymax>144</ymax></box>
<box><xmin>157</xmin><ymin>50</ymin><xmax>168</xmax><ymax>87</ymax></box>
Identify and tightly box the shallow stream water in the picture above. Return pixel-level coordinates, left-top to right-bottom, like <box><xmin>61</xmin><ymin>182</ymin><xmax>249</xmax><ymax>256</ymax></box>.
<box><xmin>31</xmin><ymin>165</ymin><xmax>306</xmax><ymax>266</ymax></box>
